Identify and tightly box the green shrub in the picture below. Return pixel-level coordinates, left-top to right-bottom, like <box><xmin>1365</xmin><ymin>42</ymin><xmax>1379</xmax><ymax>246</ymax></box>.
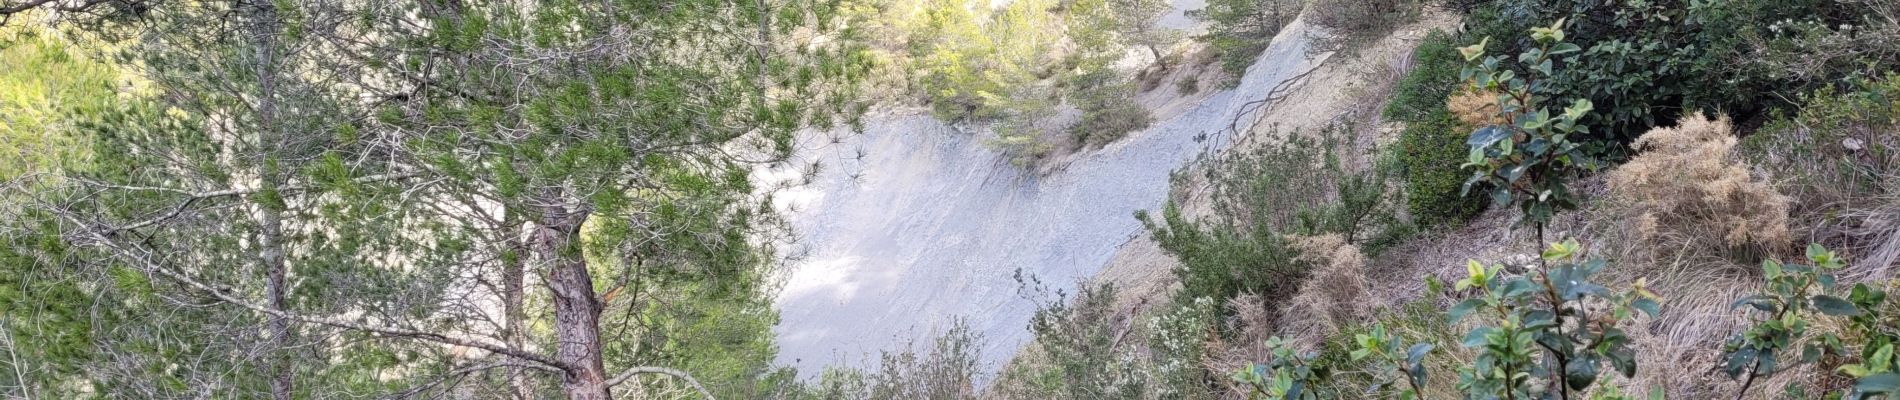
<box><xmin>1070</xmin><ymin>102</ymin><xmax>1151</xmax><ymax>147</ymax></box>
<box><xmin>1140</xmin><ymin>127</ymin><xmax>1408</xmax><ymax>319</ymax></box>
<box><xmin>1459</xmin><ymin>19</ymin><xmax>1601</xmax><ymax>230</ymax></box>
<box><xmin>1139</xmin><ymin>199</ymin><xmax>1309</xmax><ymax>313</ymax></box>
<box><xmin>1176</xmin><ymin>74</ymin><xmax>1200</xmax><ymax>94</ymax></box>
<box><xmin>1397</xmin><ymin>111</ymin><xmax>1486</xmax><ymax>228</ymax></box>
<box><xmin>1066</xmin><ymin>68</ymin><xmax>1153</xmax><ymax>147</ymax></box>
<box><xmin>997</xmin><ymin>280</ymin><xmax>1149</xmax><ymax>399</ymax></box>
<box><xmin>1384</xmin><ymin>30</ymin><xmax>1462</xmax><ymax>124</ymax></box>
<box><xmin>1188</xmin><ymin>0</ymin><xmax>1299</xmax><ymax>87</ymax></box>
<box><xmin>1385</xmin><ymin>30</ymin><xmax>1487</xmax><ymax>228</ymax></box>
<box><xmin>1720</xmin><ymin>244</ymin><xmax>1900</xmax><ymax>398</ymax></box>
<box><xmin>1237</xmin><ymin>239</ymin><xmax>1660</xmax><ymax>400</ymax></box>
<box><xmin>1308</xmin><ymin>294</ymin><xmax>1467</xmax><ymax>399</ymax></box>
<box><xmin>1451</xmin><ymin>240</ymin><xmax>1658</xmax><ymax>399</ymax></box>
<box><xmin>1307</xmin><ymin>0</ymin><xmax>1422</xmax><ymax>51</ymax></box>
<box><xmin>790</xmin><ymin>322</ymin><xmax>982</xmax><ymax>399</ymax></box>
<box><xmin>1231</xmin><ymin>337</ymin><xmax>1338</xmax><ymax>399</ymax></box>
<box><xmin>1454</xmin><ymin>0</ymin><xmax>1900</xmax><ymax>152</ymax></box>
<box><xmin>1148</xmin><ymin>297</ymin><xmax>1217</xmax><ymax>399</ymax></box>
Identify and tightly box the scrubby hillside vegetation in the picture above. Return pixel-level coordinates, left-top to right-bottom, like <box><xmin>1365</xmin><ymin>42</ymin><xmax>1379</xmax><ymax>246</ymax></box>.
<box><xmin>816</xmin><ymin>0</ymin><xmax>1900</xmax><ymax>399</ymax></box>
<box><xmin>6</xmin><ymin>0</ymin><xmax>1900</xmax><ymax>398</ymax></box>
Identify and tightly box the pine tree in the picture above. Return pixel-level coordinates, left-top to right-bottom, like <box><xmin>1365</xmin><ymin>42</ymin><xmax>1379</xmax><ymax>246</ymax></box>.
<box><xmin>0</xmin><ymin>0</ymin><xmax>868</xmax><ymax>397</ymax></box>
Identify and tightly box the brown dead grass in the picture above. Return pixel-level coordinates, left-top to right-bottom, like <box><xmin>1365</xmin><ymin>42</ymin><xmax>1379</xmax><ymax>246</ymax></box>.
<box><xmin>1202</xmin><ymin>292</ymin><xmax>1278</xmax><ymax>398</ymax></box>
<box><xmin>1279</xmin><ymin>234</ymin><xmax>1376</xmax><ymax>343</ymax></box>
<box><xmin>1447</xmin><ymin>89</ymin><xmax>1501</xmax><ymax>127</ymax></box>
<box><xmin>1606</xmin><ymin>112</ymin><xmax>1793</xmax><ymax>269</ymax></box>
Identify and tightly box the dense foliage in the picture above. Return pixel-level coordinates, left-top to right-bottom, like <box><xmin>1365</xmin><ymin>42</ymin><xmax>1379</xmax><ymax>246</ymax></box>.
<box><xmin>1307</xmin><ymin>0</ymin><xmax>1419</xmax><ymax>51</ymax></box>
<box><xmin>0</xmin><ymin>0</ymin><xmax>868</xmax><ymax>397</ymax></box>
<box><xmin>1460</xmin><ymin>0</ymin><xmax>1900</xmax><ymax>151</ymax></box>
<box><xmin>1386</xmin><ymin>30</ymin><xmax>1488</xmax><ymax>228</ymax></box>
<box><xmin>897</xmin><ymin>0</ymin><xmax>1168</xmax><ymax>165</ymax></box>
<box><xmin>0</xmin><ymin>30</ymin><xmax>117</xmax><ymax>182</ymax></box>
<box><xmin>1140</xmin><ymin>128</ymin><xmax>1407</xmax><ymax>314</ymax></box>
<box><xmin>1458</xmin><ymin>19</ymin><xmax>1599</xmax><ymax>229</ymax></box>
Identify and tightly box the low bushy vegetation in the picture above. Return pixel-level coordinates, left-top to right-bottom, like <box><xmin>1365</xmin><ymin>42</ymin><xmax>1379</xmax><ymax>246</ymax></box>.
<box><xmin>1188</xmin><ymin>0</ymin><xmax>1299</xmax><ymax>87</ymax></box>
<box><xmin>1306</xmin><ymin>0</ymin><xmax>1422</xmax><ymax>51</ymax></box>
<box><xmin>1064</xmin><ymin>69</ymin><xmax>1154</xmax><ymax>148</ymax></box>
<box><xmin>1748</xmin><ymin>75</ymin><xmax>1900</xmax><ymax>273</ymax></box>
<box><xmin>788</xmin><ymin>322</ymin><xmax>982</xmax><ymax>399</ymax></box>
<box><xmin>1456</xmin><ymin>0</ymin><xmax>1900</xmax><ymax>151</ymax></box>
<box><xmin>1457</xmin><ymin>19</ymin><xmax>1600</xmax><ymax>231</ymax></box>
<box><xmin>1385</xmin><ymin>30</ymin><xmax>1488</xmax><ymax>228</ymax></box>
<box><xmin>994</xmin><ymin>281</ymin><xmax>1151</xmax><ymax>399</ymax></box>
<box><xmin>1140</xmin><ymin>127</ymin><xmax>1407</xmax><ymax>313</ymax></box>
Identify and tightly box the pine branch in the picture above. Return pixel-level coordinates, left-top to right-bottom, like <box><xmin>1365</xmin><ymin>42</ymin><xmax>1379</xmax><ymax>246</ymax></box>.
<box><xmin>608</xmin><ymin>366</ymin><xmax>715</xmax><ymax>400</ymax></box>
<box><xmin>45</xmin><ymin>207</ymin><xmax>579</xmax><ymax>375</ymax></box>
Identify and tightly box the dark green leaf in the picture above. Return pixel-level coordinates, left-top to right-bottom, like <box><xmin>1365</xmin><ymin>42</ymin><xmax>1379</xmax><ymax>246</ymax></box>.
<box><xmin>1448</xmin><ymin>299</ymin><xmax>1484</xmax><ymax>323</ymax></box>
<box><xmin>1467</xmin><ymin>126</ymin><xmax>1509</xmax><ymax>148</ymax></box>
<box><xmin>1632</xmin><ymin>298</ymin><xmax>1661</xmax><ymax>317</ymax></box>
<box><xmin>1565</xmin><ymin>354</ymin><xmax>1600</xmax><ymax>390</ymax></box>
<box><xmin>1463</xmin><ymin>327</ymin><xmax>1493</xmax><ymax>348</ymax></box>
<box><xmin>1813</xmin><ymin>295</ymin><xmax>1861</xmax><ymax>316</ymax></box>
<box><xmin>1731</xmin><ymin>295</ymin><xmax>1776</xmax><ymax>313</ymax></box>
<box><xmin>1724</xmin><ymin>348</ymin><xmax>1756</xmax><ymax>378</ymax></box>
<box><xmin>1609</xmin><ymin>346</ymin><xmax>1636</xmax><ymax>377</ymax></box>
<box><xmin>1407</xmin><ymin>343</ymin><xmax>1434</xmax><ymax>365</ymax></box>
<box><xmin>1857</xmin><ymin>373</ymin><xmax>1900</xmax><ymax>394</ymax></box>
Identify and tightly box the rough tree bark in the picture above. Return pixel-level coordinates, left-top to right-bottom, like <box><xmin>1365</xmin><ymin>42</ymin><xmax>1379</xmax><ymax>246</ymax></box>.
<box><xmin>534</xmin><ymin>202</ymin><xmax>610</xmax><ymax>400</ymax></box>
<box><xmin>1147</xmin><ymin>43</ymin><xmax>1167</xmax><ymax>70</ymax></box>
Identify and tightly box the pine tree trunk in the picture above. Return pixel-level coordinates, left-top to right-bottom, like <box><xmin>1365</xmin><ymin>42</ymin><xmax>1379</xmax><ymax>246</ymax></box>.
<box><xmin>504</xmin><ymin>232</ymin><xmax>533</xmax><ymax>400</ymax></box>
<box><xmin>534</xmin><ymin>207</ymin><xmax>610</xmax><ymax>400</ymax></box>
<box><xmin>1148</xmin><ymin>44</ymin><xmax>1166</xmax><ymax>70</ymax></box>
<box><xmin>247</xmin><ymin>2</ymin><xmax>293</xmax><ymax>398</ymax></box>
<box><xmin>262</xmin><ymin>206</ymin><xmax>292</xmax><ymax>400</ymax></box>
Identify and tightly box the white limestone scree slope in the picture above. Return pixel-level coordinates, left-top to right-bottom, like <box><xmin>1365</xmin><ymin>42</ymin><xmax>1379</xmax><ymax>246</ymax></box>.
<box><xmin>767</xmin><ymin>19</ymin><xmax>1318</xmax><ymax>380</ymax></box>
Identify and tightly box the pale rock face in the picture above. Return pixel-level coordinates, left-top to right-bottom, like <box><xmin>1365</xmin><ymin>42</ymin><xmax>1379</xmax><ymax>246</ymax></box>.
<box><xmin>767</xmin><ymin>19</ymin><xmax>1319</xmax><ymax>381</ymax></box>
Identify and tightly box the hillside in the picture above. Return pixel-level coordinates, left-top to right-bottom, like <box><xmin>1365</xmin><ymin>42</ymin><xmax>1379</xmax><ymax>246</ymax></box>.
<box><xmin>4</xmin><ymin>0</ymin><xmax>1900</xmax><ymax>399</ymax></box>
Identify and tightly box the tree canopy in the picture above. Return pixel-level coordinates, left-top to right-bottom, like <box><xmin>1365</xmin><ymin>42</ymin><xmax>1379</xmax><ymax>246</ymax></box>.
<box><xmin>0</xmin><ymin>0</ymin><xmax>868</xmax><ymax>398</ymax></box>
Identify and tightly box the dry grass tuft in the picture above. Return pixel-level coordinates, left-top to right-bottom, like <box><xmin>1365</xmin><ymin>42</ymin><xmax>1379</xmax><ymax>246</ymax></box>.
<box><xmin>1447</xmin><ymin>89</ymin><xmax>1500</xmax><ymax>127</ymax></box>
<box><xmin>1278</xmin><ymin>234</ymin><xmax>1376</xmax><ymax>343</ymax></box>
<box><xmin>1202</xmin><ymin>292</ymin><xmax>1276</xmax><ymax>397</ymax></box>
<box><xmin>1606</xmin><ymin>112</ymin><xmax>1792</xmax><ymax>267</ymax></box>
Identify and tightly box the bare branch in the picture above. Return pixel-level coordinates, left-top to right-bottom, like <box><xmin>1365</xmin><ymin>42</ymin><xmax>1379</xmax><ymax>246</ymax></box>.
<box><xmin>82</xmin><ymin>171</ymin><xmax>424</xmax><ymax>233</ymax></box>
<box><xmin>607</xmin><ymin>366</ymin><xmax>715</xmax><ymax>400</ymax></box>
<box><xmin>0</xmin><ymin>0</ymin><xmax>123</xmax><ymax>25</ymax></box>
